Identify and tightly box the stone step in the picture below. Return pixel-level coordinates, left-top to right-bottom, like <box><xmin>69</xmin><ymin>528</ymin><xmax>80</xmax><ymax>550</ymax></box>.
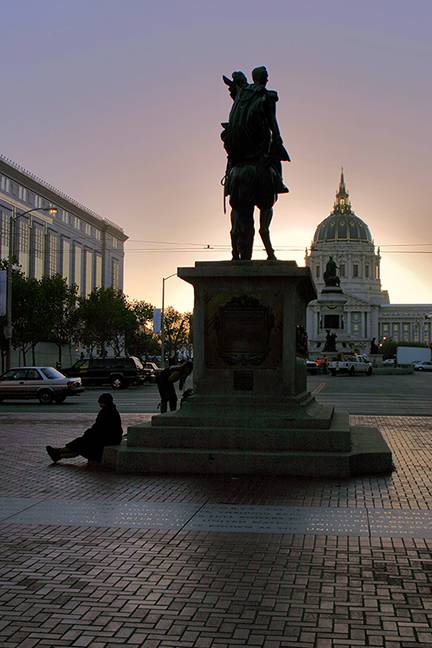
<box><xmin>102</xmin><ymin>426</ymin><xmax>393</xmax><ymax>478</ymax></box>
<box><xmin>126</xmin><ymin>410</ymin><xmax>351</xmax><ymax>452</ymax></box>
<box><xmin>153</xmin><ymin>399</ymin><xmax>335</xmax><ymax>430</ymax></box>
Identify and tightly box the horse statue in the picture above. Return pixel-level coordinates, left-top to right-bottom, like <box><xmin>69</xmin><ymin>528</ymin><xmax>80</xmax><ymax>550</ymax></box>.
<box><xmin>221</xmin><ymin>67</ymin><xmax>290</xmax><ymax>260</ymax></box>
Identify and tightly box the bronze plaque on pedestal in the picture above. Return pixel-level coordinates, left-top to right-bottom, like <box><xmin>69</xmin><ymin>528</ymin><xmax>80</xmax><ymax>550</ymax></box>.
<box><xmin>215</xmin><ymin>295</ymin><xmax>274</xmax><ymax>366</ymax></box>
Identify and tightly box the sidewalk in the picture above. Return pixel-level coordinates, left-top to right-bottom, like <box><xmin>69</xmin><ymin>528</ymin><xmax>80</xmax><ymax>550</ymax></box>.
<box><xmin>0</xmin><ymin>414</ymin><xmax>431</xmax><ymax>647</ymax></box>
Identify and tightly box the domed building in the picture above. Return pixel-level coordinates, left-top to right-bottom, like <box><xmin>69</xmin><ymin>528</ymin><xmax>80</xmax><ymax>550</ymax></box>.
<box><xmin>305</xmin><ymin>172</ymin><xmax>432</xmax><ymax>354</ymax></box>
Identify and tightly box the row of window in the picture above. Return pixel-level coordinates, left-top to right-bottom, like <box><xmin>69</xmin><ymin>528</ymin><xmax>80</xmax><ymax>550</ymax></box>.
<box><xmin>380</xmin><ymin>321</ymin><xmax>431</xmax><ymax>343</ymax></box>
<box><xmin>315</xmin><ymin>261</ymin><xmax>379</xmax><ymax>280</ymax></box>
<box><xmin>0</xmin><ymin>215</ymin><xmax>120</xmax><ymax>294</ymax></box>
<box><xmin>0</xmin><ymin>176</ymin><xmax>122</xmax><ymax>246</ymax></box>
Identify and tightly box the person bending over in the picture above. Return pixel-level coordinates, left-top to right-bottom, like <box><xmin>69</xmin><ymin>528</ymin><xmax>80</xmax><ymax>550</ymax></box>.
<box><xmin>156</xmin><ymin>361</ymin><xmax>193</xmax><ymax>413</ymax></box>
<box><xmin>46</xmin><ymin>392</ymin><xmax>123</xmax><ymax>463</ymax></box>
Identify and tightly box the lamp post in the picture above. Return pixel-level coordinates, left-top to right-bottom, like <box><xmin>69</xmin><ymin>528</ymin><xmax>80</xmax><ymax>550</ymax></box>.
<box><xmin>160</xmin><ymin>272</ymin><xmax>177</xmax><ymax>368</ymax></box>
<box><xmin>3</xmin><ymin>204</ymin><xmax>57</xmax><ymax>370</ymax></box>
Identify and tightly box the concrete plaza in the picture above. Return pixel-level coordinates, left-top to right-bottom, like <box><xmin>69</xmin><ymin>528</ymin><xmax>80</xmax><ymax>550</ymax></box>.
<box><xmin>0</xmin><ymin>407</ymin><xmax>431</xmax><ymax>646</ymax></box>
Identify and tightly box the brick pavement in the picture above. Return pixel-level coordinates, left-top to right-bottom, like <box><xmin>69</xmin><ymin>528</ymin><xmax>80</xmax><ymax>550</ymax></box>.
<box><xmin>0</xmin><ymin>414</ymin><xmax>431</xmax><ymax>646</ymax></box>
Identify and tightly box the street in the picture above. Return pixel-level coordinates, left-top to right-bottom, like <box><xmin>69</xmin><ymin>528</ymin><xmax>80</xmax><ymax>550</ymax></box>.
<box><xmin>309</xmin><ymin>370</ymin><xmax>432</xmax><ymax>416</ymax></box>
<box><xmin>0</xmin><ymin>371</ymin><xmax>430</xmax><ymax>415</ymax></box>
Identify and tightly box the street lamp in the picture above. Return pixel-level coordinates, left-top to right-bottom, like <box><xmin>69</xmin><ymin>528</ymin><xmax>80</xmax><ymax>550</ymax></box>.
<box><xmin>3</xmin><ymin>203</ymin><xmax>57</xmax><ymax>370</ymax></box>
<box><xmin>160</xmin><ymin>272</ymin><xmax>177</xmax><ymax>368</ymax></box>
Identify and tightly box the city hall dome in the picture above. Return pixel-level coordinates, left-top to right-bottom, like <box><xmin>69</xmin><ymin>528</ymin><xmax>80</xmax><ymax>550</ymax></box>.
<box><xmin>312</xmin><ymin>171</ymin><xmax>373</xmax><ymax>246</ymax></box>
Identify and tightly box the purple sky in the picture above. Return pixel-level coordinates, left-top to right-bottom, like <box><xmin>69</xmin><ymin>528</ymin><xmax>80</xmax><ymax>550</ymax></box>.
<box><xmin>1</xmin><ymin>0</ymin><xmax>432</xmax><ymax>311</ymax></box>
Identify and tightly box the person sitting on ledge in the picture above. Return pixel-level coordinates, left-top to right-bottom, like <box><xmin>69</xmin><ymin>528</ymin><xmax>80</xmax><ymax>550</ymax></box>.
<box><xmin>156</xmin><ymin>361</ymin><xmax>193</xmax><ymax>413</ymax></box>
<box><xmin>46</xmin><ymin>392</ymin><xmax>123</xmax><ymax>464</ymax></box>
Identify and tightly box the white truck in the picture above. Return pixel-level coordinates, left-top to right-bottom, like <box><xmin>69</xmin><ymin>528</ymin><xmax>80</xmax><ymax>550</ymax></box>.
<box><xmin>328</xmin><ymin>354</ymin><xmax>372</xmax><ymax>377</ymax></box>
<box><xmin>396</xmin><ymin>346</ymin><xmax>431</xmax><ymax>365</ymax></box>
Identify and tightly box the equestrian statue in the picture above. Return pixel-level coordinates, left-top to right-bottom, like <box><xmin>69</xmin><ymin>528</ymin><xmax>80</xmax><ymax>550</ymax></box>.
<box><xmin>221</xmin><ymin>66</ymin><xmax>290</xmax><ymax>260</ymax></box>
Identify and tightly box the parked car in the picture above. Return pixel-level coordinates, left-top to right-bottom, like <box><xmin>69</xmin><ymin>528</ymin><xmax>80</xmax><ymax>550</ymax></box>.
<box><xmin>413</xmin><ymin>361</ymin><xmax>432</xmax><ymax>372</ymax></box>
<box><xmin>328</xmin><ymin>354</ymin><xmax>373</xmax><ymax>376</ymax></box>
<box><xmin>142</xmin><ymin>362</ymin><xmax>162</xmax><ymax>382</ymax></box>
<box><xmin>0</xmin><ymin>367</ymin><xmax>84</xmax><ymax>404</ymax></box>
<box><xmin>62</xmin><ymin>356</ymin><xmax>147</xmax><ymax>389</ymax></box>
<box><xmin>305</xmin><ymin>360</ymin><xmax>318</xmax><ymax>375</ymax></box>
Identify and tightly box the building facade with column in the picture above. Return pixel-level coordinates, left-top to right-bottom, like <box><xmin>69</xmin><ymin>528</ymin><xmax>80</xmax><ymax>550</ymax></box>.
<box><xmin>0</xmin><ymin>154</ymin><xmax>127</xmax><ymax>295</ymax></box>
<box><xmin>305</xmin><ymin>172</ymin><xmax>432</xmax><ymax>355</ymax></box>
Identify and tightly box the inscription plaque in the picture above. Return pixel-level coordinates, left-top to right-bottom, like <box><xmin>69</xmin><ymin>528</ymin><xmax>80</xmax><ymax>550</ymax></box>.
<box><xmin>215</xmin><ymin>295</ymin><xmax>274</xmax><ymax>365</ymax></box>
<box><xmin>324</xmin><ymin>314</ymin><xmax>340</xmax><ymax>329</ymax></box>
<box><xmin>233</xmin><ymin>370</ymin><xmax>254</xmax><ymax>391</ymax></box>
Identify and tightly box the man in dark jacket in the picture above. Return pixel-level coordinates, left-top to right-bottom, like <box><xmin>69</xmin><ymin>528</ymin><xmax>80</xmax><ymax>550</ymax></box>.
<box><xmin>156</xmin><ymin>361</ymin><xmax>193</xmax><ymax>413</ymax></box>
<box><xmin>46</xmin><ymin>393</ymin><xmax>123</xmax><ymax>463</ymax></box>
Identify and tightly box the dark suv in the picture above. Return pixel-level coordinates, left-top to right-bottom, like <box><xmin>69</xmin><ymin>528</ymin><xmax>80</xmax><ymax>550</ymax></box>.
<box><xmin>62</xmin><ymin>356</ymin><xmax>148</xmax><ymax>389</ymax></box>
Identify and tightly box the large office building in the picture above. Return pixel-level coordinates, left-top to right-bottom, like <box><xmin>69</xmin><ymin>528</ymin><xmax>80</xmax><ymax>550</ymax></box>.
<box><xmin>305</xmin><ymin>172</ymin><xmax>432</xmax><ymax>354</ymax></box>
<box><xmin>0</xmin><ymin>154</ymin><xmax>127</xmax><ymax>294</ymax></box>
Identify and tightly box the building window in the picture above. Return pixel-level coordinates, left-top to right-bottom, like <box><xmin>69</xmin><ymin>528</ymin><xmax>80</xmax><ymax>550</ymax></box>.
<box><xmin>339</xmin><ymin>263</ymin><xmax>345</xmax><ymax>278</ymax></box>
<box><xmin>315</xmin><ymin>265</ymin><xmax>320</xmax><ymax>278</ymax></box>
<box><xmin>10</xmin><ymin>181</ymin><xmax>19</xmax><ymax>197</ymax></box>
<box><xmin>424</xmin><ymin>321</ymin><xmax>431</xmax><ymax>343</ymax></box>
<box><xmin>18</xmin><ymin>186</ymin><xmax>27</xmax><ymax>201</ymax></box>
<box><xmin>392</xmin><ymin>322</ymin><xmax>400</xmax><ymax>341</ymax></box>
<box><xmin>62</xmin><ymin>239</ymin><xmax>70</xmax><ymax>284</ymax></box>
<box><xmin>95</xmin><ymin>229</ymin><xmax>101</xmax><ymax>241</ymax></box>
<box><xmin>413</xmin><ymin>323</ymin><xmax>420</xmax><ymax>343</ymax></box>
<box><xmin>95</xmin><ymin>255</ymin><xmax>102</xmax><ymax>288</ymax></box>
<box><xmin>34</xmin><ymin>226</ymin><xmax>45</xmax><ymax>280</ymax></box>
<box><xmin>402</xmin><ymin>322</ymin><xmax>410</xmax><ymax>342</ymax></box>
<box><xmin>0</xmin><ymin>175</ymin><xmax>8</xmax><ymax>191</ymax></box>
<box><xmin>74</xmin><ymin>216</ymin><xmax>80</xmax><ymax>230</ymax></box>
<box><xmin>381</xmin><ymin>322</ymin><xmax>390</xmax><ymax>339</ymax></box>
<box><xmin>74</xmin><ymin>245</ymin><xmax>82</xmax><ymax>292</ymax></box>
<box><xmin>49</xmin><ymin>234</ymin><xmax>57</xmax><ymax>276</ymax></box>
<box><xmin>18</xmin><ymin>220</ymin><xmax>30</xmax><ymax>277</ymax></box>
<box><xmin>62</xmin><ymin>211</ymin><xmax>70</xmax><ymax>225</ymax></box>
<box><xmin>365</xmin><ymin>264</ymin><xmax>370</xmax><ymax>278</ymax></box>
<box><xmin>0</xmin><ymin>211</ymin><xmax>10</xmax><ymax>259</ymax></box>
<box><xmin>84</xmin><ymin>223</ymin><xmax>91</xmax><ymax>236</ymax></box>
<box><xmin>351</xmin><ymin>311</ymin><xmax>361</xmax><ymax>336</ymax></box>
<box><xmin>112</xmin><ymin>236</ymin><xmax>118</xmax><ymax>249</ymax></box>
<box><xmin>353</xmin><ymin>264</ymin><xmax>359</xmax><ymax>278</ymax></box>
<box><xmin>85</xmin><ymin>250</ymin><xmax>93</xmax><ymax>296</ymax></box>
<box><xmin>27</xmin><ymin>190</ymin><xmax>35</xmax><ymax>206</ymax></box>
<box><xmin>112</xmin><ymin>259</ymin><xmax>120</xmax><ymax>290</ymax></box>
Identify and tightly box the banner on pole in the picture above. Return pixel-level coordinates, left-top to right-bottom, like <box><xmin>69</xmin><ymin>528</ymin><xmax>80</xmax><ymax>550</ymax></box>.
<box><xmin>153</xmin><ymin>308</ymin><xmax>161</xmax><ymax>334</ymax></box>
<box><xmin>0</xmin><ymin>270</ymin><xmax>6</xmax><ymax>317</ymax></box>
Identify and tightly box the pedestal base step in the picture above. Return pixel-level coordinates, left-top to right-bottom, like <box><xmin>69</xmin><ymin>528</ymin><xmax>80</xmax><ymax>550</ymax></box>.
<box><xmin>102</xmin><ymin>426</ymin><xmax>393</xmax><ymax>477</ymax></box>
<box><xmin>126</xmin><ymin>410</ymin><xmax>351</xmax><ymax>452</ymax></box>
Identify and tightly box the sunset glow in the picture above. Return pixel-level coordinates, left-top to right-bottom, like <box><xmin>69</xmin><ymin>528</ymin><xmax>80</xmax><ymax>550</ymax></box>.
<box><xmin>1</xmin><ymin>0</ymin><xmax>431</xmax><ymax>312</ymax></box>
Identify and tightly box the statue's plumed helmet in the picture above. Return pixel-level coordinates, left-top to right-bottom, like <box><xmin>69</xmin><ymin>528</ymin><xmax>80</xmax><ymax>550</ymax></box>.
<box><xmin>232</xmin><ymin>71</ymin><xmax>247</xmax><ymax>86</ymax></box>
<box><xmin>252</xmin><ymin>66</ymin><xmax>268</xmax><ymax>84</ymax></box>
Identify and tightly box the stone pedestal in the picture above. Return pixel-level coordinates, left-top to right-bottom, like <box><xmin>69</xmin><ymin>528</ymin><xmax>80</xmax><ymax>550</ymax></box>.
<box><xmin>317</xmin><ymin>285</ymin><xmax>347</xmax><ymax>352</ymax></box>
<box><xmin>103</xmin><ymin>261</ymin><xmax>392</xmax><ymax>477</ymax></box>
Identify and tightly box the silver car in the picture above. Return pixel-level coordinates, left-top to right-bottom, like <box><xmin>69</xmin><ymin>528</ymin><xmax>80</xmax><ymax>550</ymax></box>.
<box><xmin>0</xmin><ymin>367</ymin><xmax>84</xmax><ymax>404</ymax></box>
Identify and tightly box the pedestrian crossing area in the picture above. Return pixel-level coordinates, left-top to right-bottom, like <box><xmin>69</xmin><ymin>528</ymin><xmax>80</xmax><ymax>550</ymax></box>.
<box><xmin>312</xmin><ymin>384</ymin><xmax>432</xmax><ymax>415</ymax></box>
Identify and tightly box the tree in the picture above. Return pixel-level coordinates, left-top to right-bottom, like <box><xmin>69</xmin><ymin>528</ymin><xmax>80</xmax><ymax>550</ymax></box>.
<box><xmin>163</xmin><ymin>306</ymin><xmax>191</xmax><ymax>360</ymax></box>
<box><xmin>39</xmin><ymin>275</ymin><xmax>80</xmax><ymax>365</ymax></box>
<box><xmin>11</xmin><ymin>272</ymin><xmax>41</xmax><ymax>365</ymax></box>
<box><xmin>126</xmin><ymin>300</ymin><xmax>159</xmax><ymax>359</ymax></box>
<box><xmin>78</xmin><ymin>288</ymin><xmax>135</xmax><ymax>357</ymax></box>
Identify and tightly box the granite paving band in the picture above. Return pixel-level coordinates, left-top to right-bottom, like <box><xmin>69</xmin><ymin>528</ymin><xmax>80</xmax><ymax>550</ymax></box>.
<box><xmin>2</xmin><ymin>497</ymin><xmax>432</xmax><ymax>538</ymax></box>
<box><xmin>0</xmin><ymin>415</ymin><xmax>431</xmax><ymax>647</ymax></box>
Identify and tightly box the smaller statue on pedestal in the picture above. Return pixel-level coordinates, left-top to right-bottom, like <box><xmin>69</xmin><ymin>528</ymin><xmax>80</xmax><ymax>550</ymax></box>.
<box><xmin>370</xmin><ymin>337</ymin><xmax>379</xmax><ymax>354</ymax></box>
<box><xmin>323</xmin><ymin>329</ymin><xmax>337</xmax><ymax>352</ymax></box>
<box><xmin>323</xmin><ymin>256</ymin><xmax>340</xmax><ymax>288</ymax></box>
